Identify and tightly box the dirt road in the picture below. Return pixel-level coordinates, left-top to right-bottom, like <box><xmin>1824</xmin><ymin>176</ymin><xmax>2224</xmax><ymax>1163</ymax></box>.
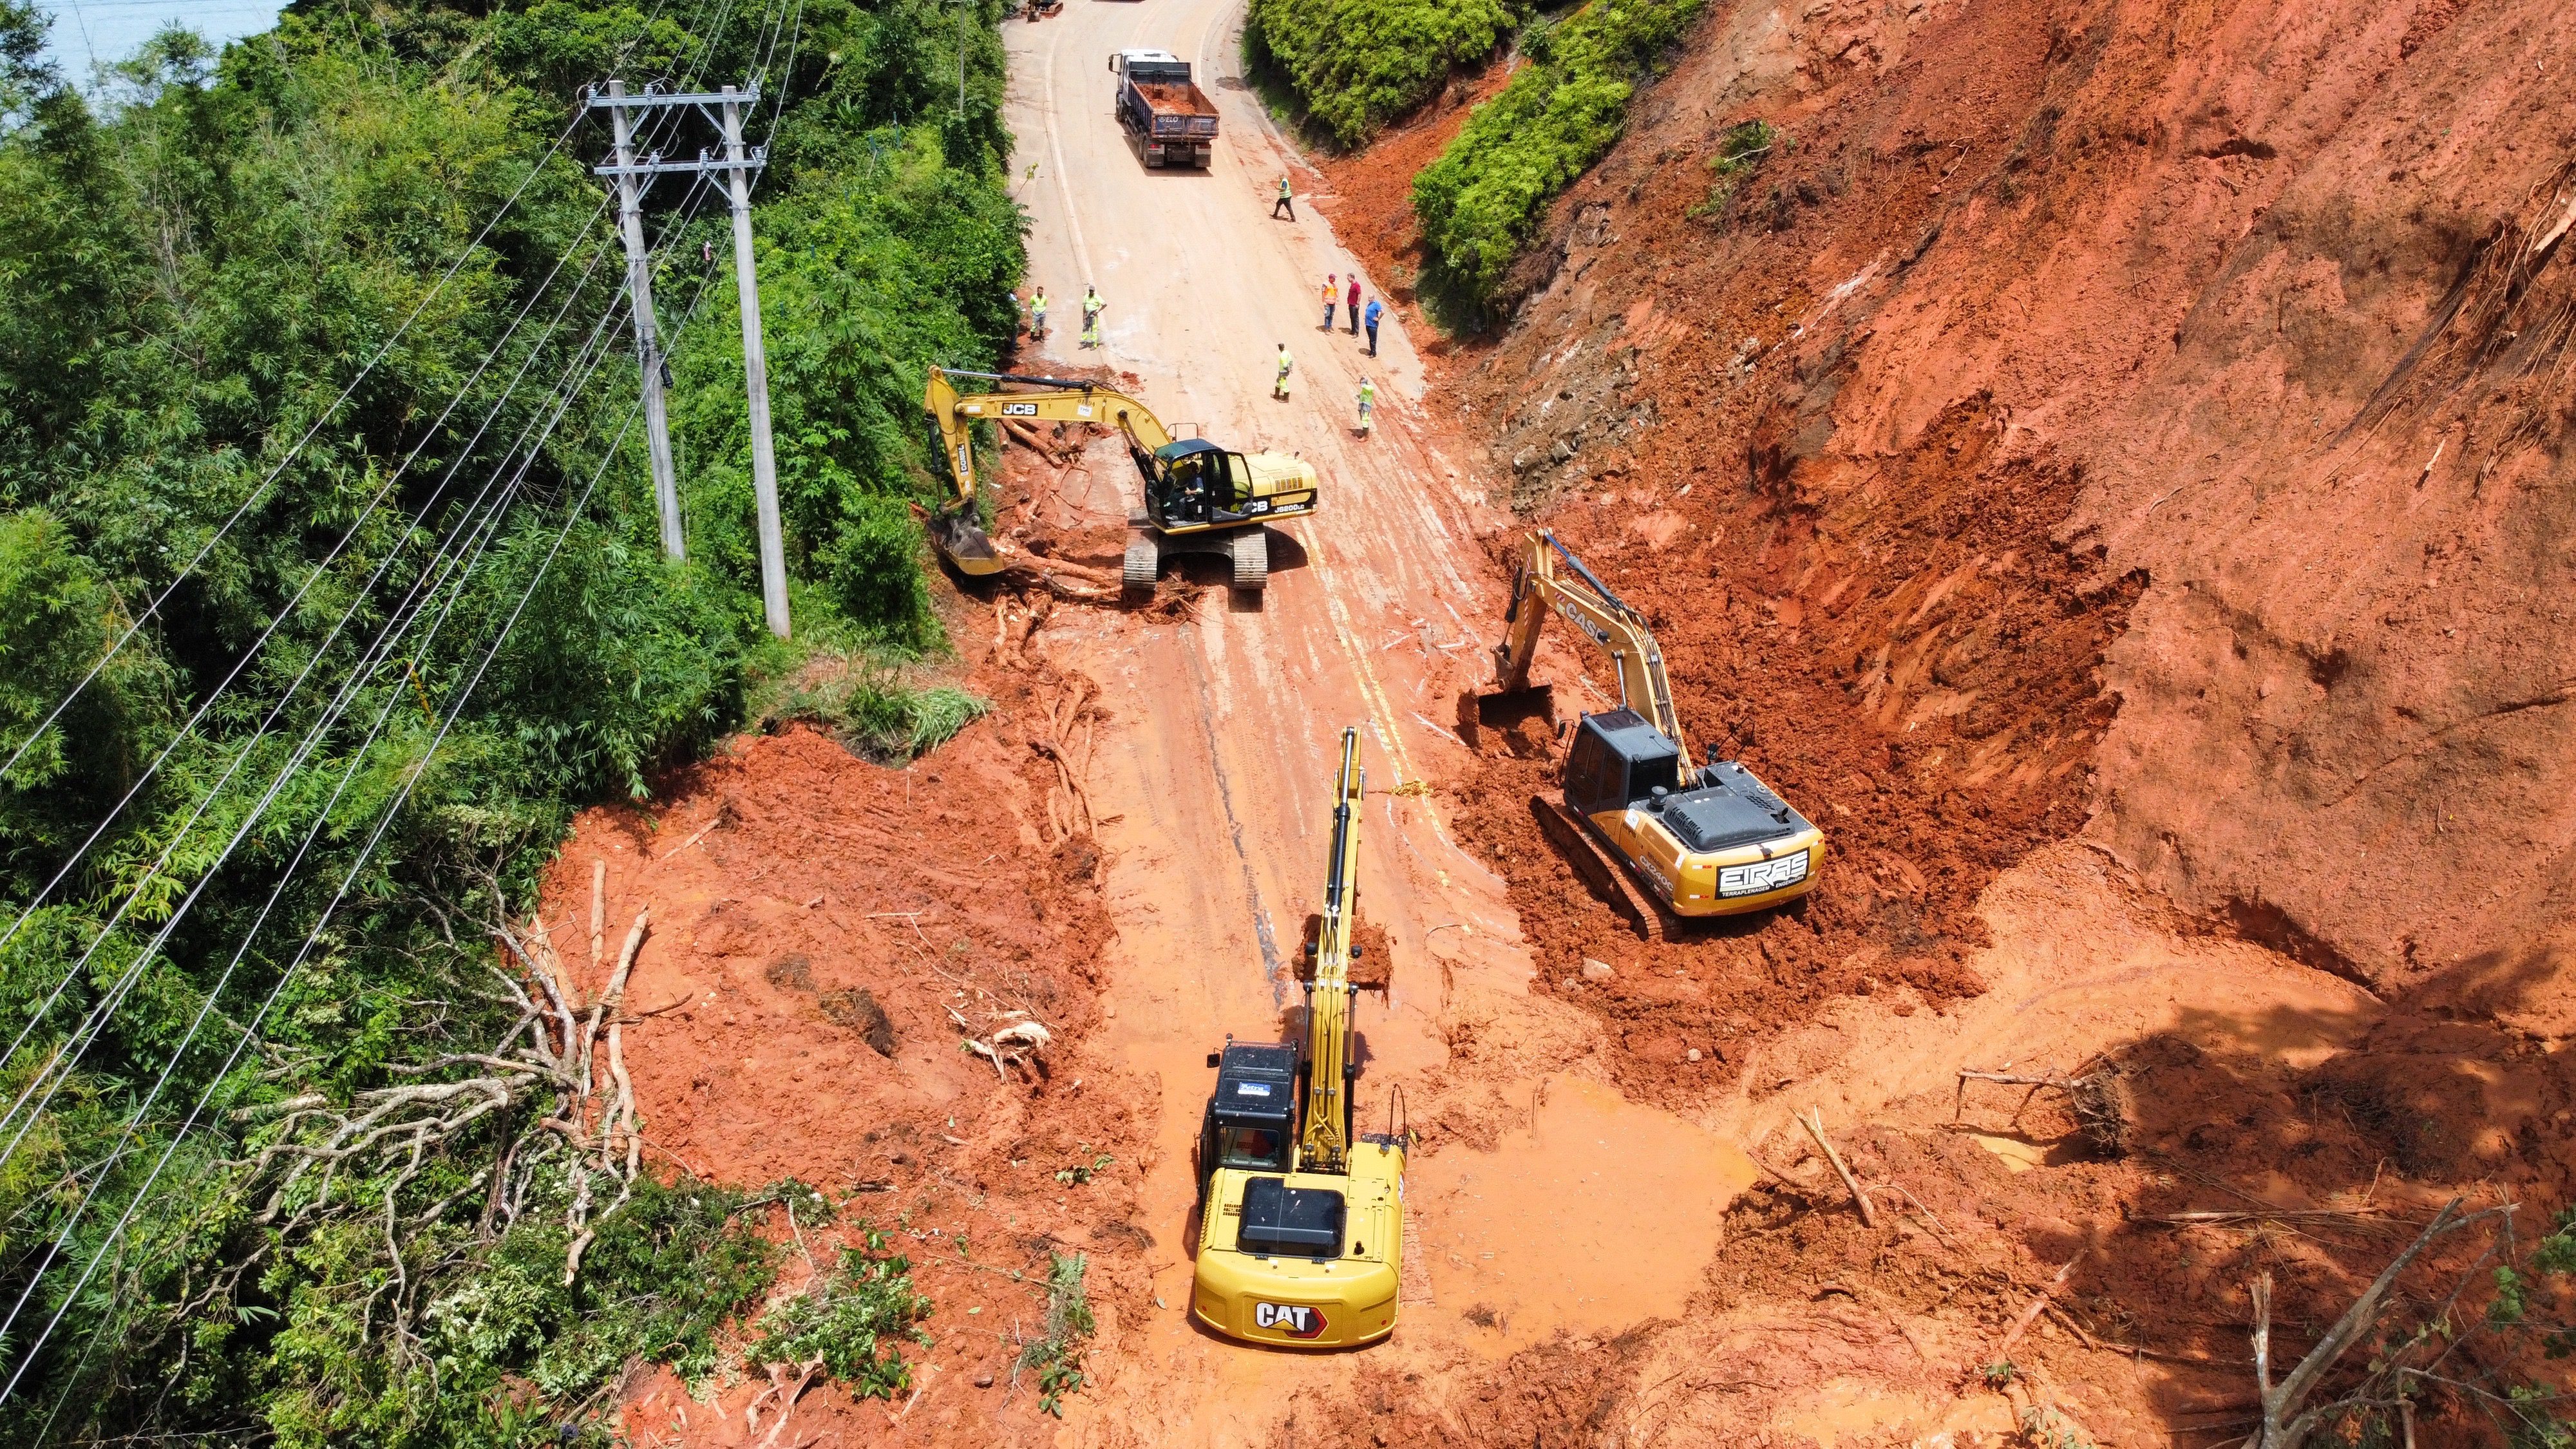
<box><xmin>1002</xmin><ymin>3</ymin><xmax>1759</xmax><ymax>1441</ymax></box>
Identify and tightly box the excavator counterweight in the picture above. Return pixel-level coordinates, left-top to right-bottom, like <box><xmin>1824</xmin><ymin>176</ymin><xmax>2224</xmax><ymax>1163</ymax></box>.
<box><xmin>1470</xmin><ymin>531</ymin><xmax>1825</xmax><ymax>936</ymax></box>
<box><xmin>922</xmin><ymin>366</ymin><xmax>1320</xmax><ymax>597</ymax></box>
<box><xmin>1190</xmin><ymin>728</ymin><xmax>1405</xmax><ymax>1349</ymax></box>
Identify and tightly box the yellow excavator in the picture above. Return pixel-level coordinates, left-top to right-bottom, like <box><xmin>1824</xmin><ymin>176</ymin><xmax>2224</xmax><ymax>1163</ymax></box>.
<box><xmin>1471</xmin><ymin>531</ymin><xmax>1824</xmax><ymax>940</ymax></box>
<box><xmin>1191</xmin><ymin>726</ymin><xmax>1405</xmax><ymax>1348</ymax></box>
<box><xmin>922</xmin><ymin>366</ymin><xmax>1320</xmax><ymax>595</ymax></box>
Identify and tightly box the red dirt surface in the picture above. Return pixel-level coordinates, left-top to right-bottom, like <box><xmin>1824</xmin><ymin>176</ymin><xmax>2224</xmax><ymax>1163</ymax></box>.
<box><xmin>537</xmin><ymin>655</ymin><xmax>1157</xmax><ymax>1445</ymax></box>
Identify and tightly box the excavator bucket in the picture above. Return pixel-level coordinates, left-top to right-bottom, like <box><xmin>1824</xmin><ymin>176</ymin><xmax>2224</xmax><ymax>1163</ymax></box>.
<box><xmin>1456</xmin><ymin>683</ymin><xmax>1558</xmax><ymax>759</ymax></box>
<box><xmin>1295</xmin><ymin>913</ymin><xmax>1392</xmax><ymax>990</ymax></box>
<box><xmin>927</xmin><ymin>506</ymin><xmax>1006</xmax><ymax>576</ymax></box>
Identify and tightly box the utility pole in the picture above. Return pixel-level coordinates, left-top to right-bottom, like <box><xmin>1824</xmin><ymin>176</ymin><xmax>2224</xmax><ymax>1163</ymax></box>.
<box><xmin>719</xmin><ymin>85</ymin><xmax>790</xmax><ymax>640</ymax></box>
<box><xmin>603</xmin><ymin>80</ymin><xmax>684</xmax><ymax>562</ymax></box>
<box><xmin>586</xmin><ymin>82</ymin><xmax>789</xmax><ymax>638</ymax></box>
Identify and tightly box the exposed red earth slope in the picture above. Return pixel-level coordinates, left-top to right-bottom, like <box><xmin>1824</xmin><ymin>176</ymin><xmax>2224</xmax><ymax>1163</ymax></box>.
<box><xmin>1281</xmin><ymin>0</ymin><xmax>2576</xmax><ymax>1441</ymax></box>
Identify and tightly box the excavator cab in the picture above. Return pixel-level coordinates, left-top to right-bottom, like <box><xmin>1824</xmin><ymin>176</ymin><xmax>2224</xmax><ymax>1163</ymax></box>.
<box><xmin>1198</xmin><ymin>1041</ymin><xmax>1296</xmax><ymax>1196</ymax></box>
<box><xmin>1562</xmin><ymin>708</ymin><xmax>1683</xmax><ymax>816</ymax></box>
<box><xmin>1146</xmin><ymin>439</ymin><xmax>1259</xmax><ymax>529</ymax></box>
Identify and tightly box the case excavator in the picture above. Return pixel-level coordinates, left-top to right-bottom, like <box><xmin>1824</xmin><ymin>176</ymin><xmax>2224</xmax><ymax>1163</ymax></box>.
<box><xmin>1470</xmin><ymin>531</ymin><xmax>1824</xmax><ymax>939</ymax></box>
<box><xmin>923</xmin><ymin>366</ymin><xmax>1319</xmax><ymax>596</ymax></box>
<box><xmin>1191</xmin><ymin>727</ymin><xmax>1405</xmax><ymax>1348</ymax></box>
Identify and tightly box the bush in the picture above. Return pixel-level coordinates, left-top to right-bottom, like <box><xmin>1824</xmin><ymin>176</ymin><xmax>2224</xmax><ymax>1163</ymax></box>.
<box><xmin>1686</xmin><ymin>118</ymin><xmax>1778</xmax><ymax>223</ymax></box>
<box><xmin>1247</xmin><ymin>0</ymin><xmax>1521</xmax><ymax>147</ymax></box>
<box><xmin>747</xmin><ymin>1230</ymin><xmax>934</xmax><ymax>1400</ymax></box>
<box><xmin>1412</xmin><ymin>0</ymin><xmax>1707</xmax><ymax>309</ymax></box>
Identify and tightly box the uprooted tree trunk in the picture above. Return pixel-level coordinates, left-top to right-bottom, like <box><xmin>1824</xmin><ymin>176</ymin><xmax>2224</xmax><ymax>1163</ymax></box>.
<box><xmin>232</xmin><ymin>876</ymin><xmax>655</xmax><ymax>1305</ymax></box>
<box><xmin>2239</xmin><ymin>1198</ymin><xmax>2510</xmax><ymax>1449</ymax></box>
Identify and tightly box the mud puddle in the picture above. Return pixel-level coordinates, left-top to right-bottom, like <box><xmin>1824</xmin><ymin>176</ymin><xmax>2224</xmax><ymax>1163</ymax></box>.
<box><xmin>1406</xmin><ymin>1074</ymin><xmax>1758</xmax><ymax>1352</ymax></box>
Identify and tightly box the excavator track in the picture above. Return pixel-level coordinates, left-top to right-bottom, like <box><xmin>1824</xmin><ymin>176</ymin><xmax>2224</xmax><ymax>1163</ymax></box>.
<box><xmin>1122</xmin><ymin>533</ymin><xmax>1160</xmax><ymax>595</ymax></box>
<box><xmin>1229</xmin><ymin>527</ymin><xmax>1268</xmax><ymax>592</ymax></box>
<box><xmin>1528</xmin><ymin>795</ymin><xmax>1670</xmax><ymax>943</ymax></box>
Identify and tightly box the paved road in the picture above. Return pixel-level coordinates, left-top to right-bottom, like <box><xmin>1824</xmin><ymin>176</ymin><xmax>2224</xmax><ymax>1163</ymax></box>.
<box><xmin>1000</xmin><ymin>7</ymin><xmax>1756</xmax><ymax>1442</ymax></box>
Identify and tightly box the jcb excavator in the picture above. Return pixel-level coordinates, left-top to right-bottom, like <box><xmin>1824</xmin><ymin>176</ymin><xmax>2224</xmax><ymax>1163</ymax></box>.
<box><xmin>922</xmin><ymin>366</ymin><xmax>1320</xmax><ymax>596</ymax></box>
<box><xmin>1191</xmin><ymin>726</ymin><xmax>1405</xmax><ymax>1348</ymax></box>
<box><xmin>1472</xmin><ymin>531</ymin><xmax>1824</xmax><ymax>940</ymax></box>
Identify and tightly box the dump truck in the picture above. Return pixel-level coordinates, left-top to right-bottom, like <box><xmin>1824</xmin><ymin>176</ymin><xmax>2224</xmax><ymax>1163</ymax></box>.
<box><xmin>1110</xmin><ymin>50</ymin><xmax>1218</xmax><ymax>169</ymax></box>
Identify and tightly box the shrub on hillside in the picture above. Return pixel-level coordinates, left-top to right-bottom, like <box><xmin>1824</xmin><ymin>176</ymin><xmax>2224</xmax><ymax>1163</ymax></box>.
<box><xmin>1412</xmin><ymin>0</ymin><xmax>1705</xmax><ymax>309</ymax></box>
<box><xmin>1247</xmin><ymin>0</ymin><xmax>1520</xmax><ymax>147</ymax></box>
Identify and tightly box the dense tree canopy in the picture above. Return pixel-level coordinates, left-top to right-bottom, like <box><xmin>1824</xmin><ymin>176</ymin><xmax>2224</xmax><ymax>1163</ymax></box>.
<box><xmin>0</xmin><ymin>0</ymin><xmax>1020</xmax><ymax>1439</ymax></box>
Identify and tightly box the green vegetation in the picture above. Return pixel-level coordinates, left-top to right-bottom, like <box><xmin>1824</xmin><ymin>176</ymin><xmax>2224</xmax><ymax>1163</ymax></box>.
<box><xmin>1686</xmin><ymin>117</ymin><xmax>1777</xmax><ymax>223</ymax></box>
<box><xmin>1245</xmin><ymin>0</ymin><xmax>1520</xmax><ymax>147</ymax></box>
<box><xmin>1017</xmin><ymin>1250</ymin><xmax>1095</xmax><ymax>1416</ymax></box>
<box><xmin>1411</xmin><ymin>0</ymin><xmax>1707</xmax><ymax>312</ymax></box>
<box><xmin>748</xmin><ymin>1226</ymin><xmax>935</xmax><ymax>1399</ymax></box>
<box><xmin>0</xmin><ymin>0</ymin><xmax>1021</xmax><ymax>1438</ymax></box>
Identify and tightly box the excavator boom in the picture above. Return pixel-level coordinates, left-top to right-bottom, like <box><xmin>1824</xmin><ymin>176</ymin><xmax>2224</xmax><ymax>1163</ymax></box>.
<box><xmin>1298</xmin><ymin>728</ymin><xmax>1364</xmax><ymax>1177</ymax></box>
<box><xmin>1492</xmin><ymin>531</ymin><xmax>1693</xmax><ymax>779</ymax></box>
<box><xmin>921</xmin><ymin>366</ymin><xmax>1177</xmax><ymax>575</ymax></box>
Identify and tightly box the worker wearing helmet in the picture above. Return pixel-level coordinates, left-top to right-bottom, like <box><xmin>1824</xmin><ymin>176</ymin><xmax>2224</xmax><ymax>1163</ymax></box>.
<box><xmin>1273</xmin><ymin>344</ymin><xmax>1294</xmax><ymax>401</ymax></box>
<box><xmin>1081</xmin><ymin>287</ymin><xmax>1103</xmax><ymax>349</ymax></box>
<box><xmin>1354</xmin><ymin>378</ymin><xmax>1376</xmax><ymax>437</ymax></box>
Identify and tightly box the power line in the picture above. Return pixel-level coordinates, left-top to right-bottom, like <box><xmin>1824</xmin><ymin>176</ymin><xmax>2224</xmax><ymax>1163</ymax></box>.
<box><xmin>0</xmin><ymin>0</ymin><xmax>741</xmax><ymax>1207</ymax></box>
<box><xmin>0</xmin><ymin>0</ymin><xmax>703</xmax><ymax>797</ymax></box>
<box><xmin>0</xmin><ymin>224</ymin><xmax>630</xmax><ymax>1142</ymax></box>
<box><xmin>4</xmin><ymin>0</ymin><xmax>803</xmax><ymax>1408</ymax></box>
<box><xmin>0</xmin><ymin>151</ymin><xmax>751</xmax><ymax>1406</ymax></box>
<box><xmin>0</xmin><ymin>261</ymin><xmax>635</xmax><ymax>1187</ymax></box>
<box><xmin>0</xmin><ymin>388</ymin><xmax>649</xmax><ymax>1410</ymax></box>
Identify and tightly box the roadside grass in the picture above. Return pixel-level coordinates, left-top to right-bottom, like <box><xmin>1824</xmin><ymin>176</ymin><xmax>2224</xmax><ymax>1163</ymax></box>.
<box><xmin>1015</xmin><ymin>1251</ymin><xmax>1095</xmax><ymax>1417</ymax></box>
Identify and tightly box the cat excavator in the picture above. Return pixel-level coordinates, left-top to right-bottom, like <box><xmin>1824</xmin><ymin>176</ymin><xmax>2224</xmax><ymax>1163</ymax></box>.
<box><xmin>1470</xmin><ymin>531</ymin><xmax>1824</xmax><ymax>940</ymax></box>
<box><xmin>1191</xmin><ymin>726</ymin><xmax>1406</xmax><ymax>1348</ymax></box>
<box><xmin>922</xmin><ymin>366</ymin><xmax>1320</xmax><ymax>596</ymax></box>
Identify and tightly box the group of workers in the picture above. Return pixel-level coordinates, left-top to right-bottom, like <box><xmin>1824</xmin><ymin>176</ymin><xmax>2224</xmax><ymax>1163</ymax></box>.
<box><xmin>1017</xmin><ymin>285</ymin><xmax>1104</xmax><ymax>348</ymax></box>
<box><xmin>1003</xmin><ymin>175</ymin><xmax>1388</xmax><ymax>438</ymax></box>
<box><xmin>1318</xmin><ymin>272</ymin><xmax>1385</xmax><ymax>357</ymax></box>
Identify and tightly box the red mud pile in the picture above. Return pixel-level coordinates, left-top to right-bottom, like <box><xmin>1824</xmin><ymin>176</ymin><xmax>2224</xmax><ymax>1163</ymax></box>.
<box><xmin>1439</xmin><ymin>0</ymin><xmax>2576</xmax><ymax>1016</ymax></box>
<box><xmin>536</xmin><ymin>685</ymin><xmax>1153</xmax><ymax>1445</ymax></box>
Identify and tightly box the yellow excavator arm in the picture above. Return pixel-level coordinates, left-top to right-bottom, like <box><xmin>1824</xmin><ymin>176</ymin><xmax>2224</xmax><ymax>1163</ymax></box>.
<box><xmin>1298</xmin><ymin>727</ymin><xmax>1363</xmax><ymax>1177</ymax></box>
<box><xmin>920</xmin><ymin>366</ymin><xmax>1178</xmax><ymax>576</ymax></box>
<box><xmin>924</xmin><ymin>365</ymin><xmax>1177</xmax><ymax>500</ymax></box>
<box><xmin>1493</xmin><ymin>531</ymin><xmax>1697</xmax><ymax>786</ymax></box>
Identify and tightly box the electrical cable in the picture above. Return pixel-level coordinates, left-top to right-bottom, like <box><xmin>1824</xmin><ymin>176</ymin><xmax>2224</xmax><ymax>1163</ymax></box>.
<box><xmin>0</xmin><ymin>203</ymin><xmax>624</xmax><ymax>1021</ymax></box>
<box><xmin>6</xmin><ymin>0</ymin><xmax>802</xmax><ymax>1412</ymax></box>
<box><xmin>0</xmin><ymin>297</ymin><xmax>645</xmax><ymax>1394</ymax></box>
<box><xmin>0</xmin><ymin>227</ymin><xmax>631</xmax><ymax>1153</ymax></box>
<box><xmin>0</xmin><ymin>0</ymin><xmax>702</xmax><ymax>805</ymax></box>
<box><xmin>0</xmin><ymin>0</ymin><xmax>752</xmax><ymax>1183</ymax></box>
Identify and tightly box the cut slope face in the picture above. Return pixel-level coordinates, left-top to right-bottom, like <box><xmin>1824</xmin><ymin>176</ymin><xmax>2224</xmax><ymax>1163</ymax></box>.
<box><xmin>1446</xmin><ymin>0</ymin><xmax>2576</xmax><ymax>1001</ymax></box>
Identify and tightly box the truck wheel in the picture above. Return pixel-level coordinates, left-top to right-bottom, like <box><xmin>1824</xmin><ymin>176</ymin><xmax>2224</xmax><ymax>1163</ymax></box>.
<box><xmin>1122</xmin><ymin>536</ymin><xmax>1160</xmax><ymax>596</ymax></box>
<box><xmin>1229</xmin><ymin>529</ymin><xmax>1268</xmax><ymax>594</ymax></box>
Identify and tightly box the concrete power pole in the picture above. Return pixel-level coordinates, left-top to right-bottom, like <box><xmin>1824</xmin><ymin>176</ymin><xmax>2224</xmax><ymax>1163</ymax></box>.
<box><xmin>603</xmin><ymin>80</ymin><xmax>685</xmax><ymax>562</ymax></box>
<box><xmin>586</xmin><ymin>81</ymin><xmax>788</xmax><ymax>638</ymax></box>
<box><xmin>720</xmin><ymin>85</ymin><xmax>790</xmax><ymax>640</ymax></box>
